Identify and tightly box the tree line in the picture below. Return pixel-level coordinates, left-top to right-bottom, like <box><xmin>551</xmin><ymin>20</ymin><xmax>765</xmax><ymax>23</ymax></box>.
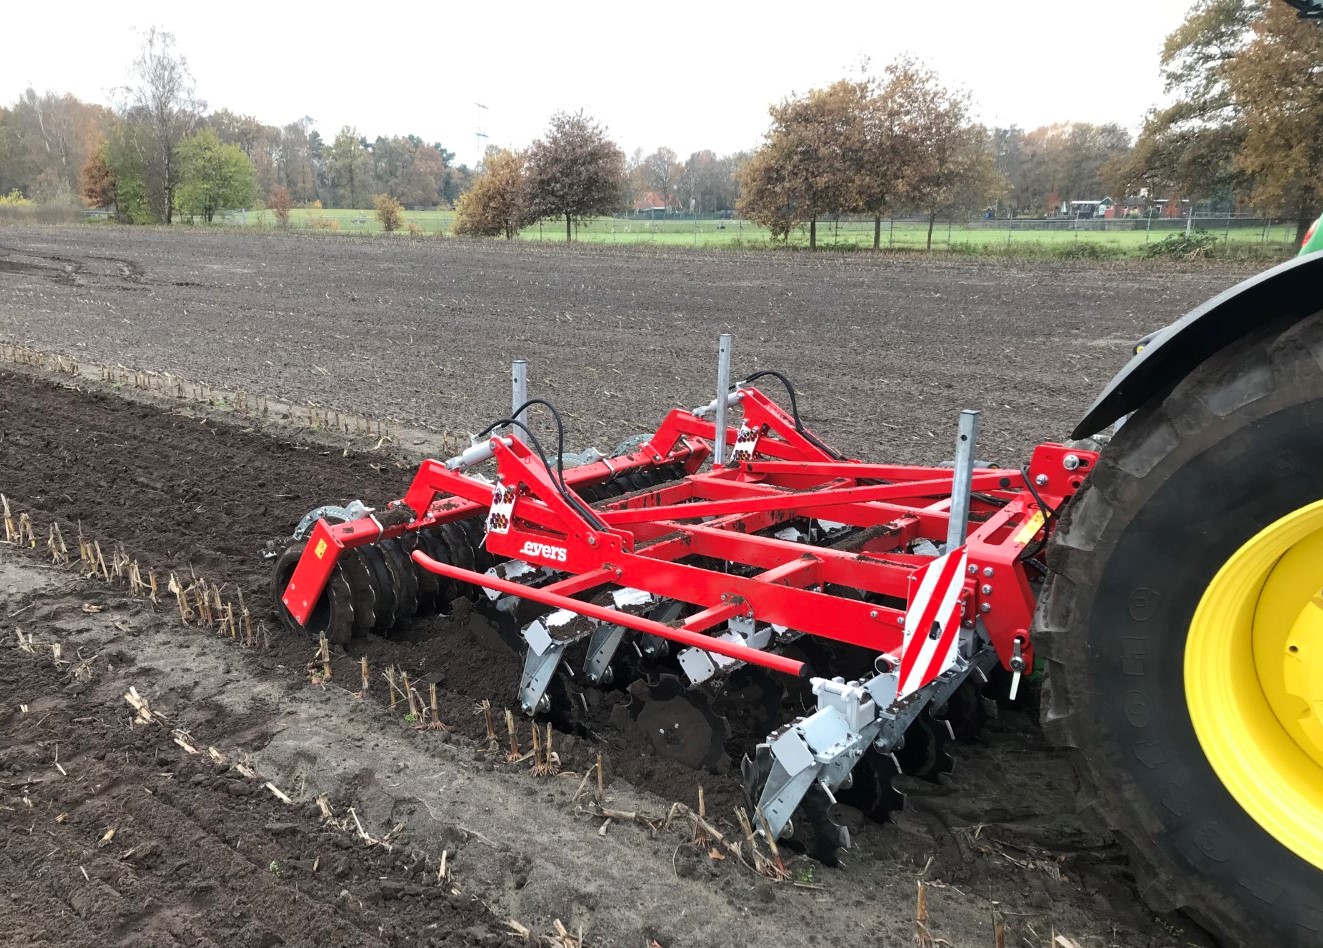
<box><xmin>0</xmin><ymin>32</ymin><xmax>1160</xmax><ymax>240</ymax></box>
<box><xmin>454</xmin><ymin>57</ymin><xmax>1009</xmax><ymax>249</ymax></box>
<box><xmin>0</xmin><ymin>29</ymin><xmax>1143</xmax><ymax>236</ymax></box>
<box><xmin>4</xmin><ymin>2</ymin><xmax>1323</xmax><ymax>240</ymax></box>
<box><xmin>0</xmin><ymin>30</ymin><xmax>468</xmax><ymax>224</ymax></box>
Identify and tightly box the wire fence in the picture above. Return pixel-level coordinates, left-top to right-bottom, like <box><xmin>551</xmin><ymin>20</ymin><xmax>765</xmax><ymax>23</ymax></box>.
<box><xmin>186</xmin><ymin>207</ymin><xmax>1307</xmax><ymax>254</ymax></box>
<box><xmin>548</xmin><ymin>214</ymin><xmax>1302</xmax><ymax>252</ymax></box>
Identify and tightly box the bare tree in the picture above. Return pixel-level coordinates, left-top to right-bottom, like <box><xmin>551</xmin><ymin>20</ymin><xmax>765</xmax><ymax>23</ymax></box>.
<box><xmin>4</xmin><ymin>89</ymin><xmax>112</xmax><ymax>203</ymax></box>
<box><xmin>278</xmin><ymin>117</ymin><xmax>321</xmax><ymax>203</ymax></box>
<box><xmin>678</xmin><ymin>150</ymin><xmax>743</xmax><ymax>217</ymax></box>
<box><xmin>640</xmin><ymin>147</ymin><xmax>682</xmax><ymax>208</ymax></box>
<box><xmin>327</xmin><ymin>126</ymin><xmax>375</xmax><ymax>208</ymax></box>
<box><xmin>120</xmin><ymin>28</ymin><xmax>202</xmax><ymax>223</ymax></box>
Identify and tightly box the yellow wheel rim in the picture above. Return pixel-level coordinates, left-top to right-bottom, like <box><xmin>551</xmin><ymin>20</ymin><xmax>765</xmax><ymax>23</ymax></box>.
<box><xmin>1188</xmin><ymin>500</ymin><xmax>1323</xmax><ymax>870</ymax></box>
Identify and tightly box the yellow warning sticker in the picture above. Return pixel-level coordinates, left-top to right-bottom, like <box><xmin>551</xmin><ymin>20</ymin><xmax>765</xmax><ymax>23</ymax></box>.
<box><xmin>314</xmin><ymin>538</ymin><xmax>328</xmax><ymax>559</ymax></box>
<box><xmin>1013</xmin><ymin>510</ymin><xmax>1046</xmax><ymax>546</ymax></box>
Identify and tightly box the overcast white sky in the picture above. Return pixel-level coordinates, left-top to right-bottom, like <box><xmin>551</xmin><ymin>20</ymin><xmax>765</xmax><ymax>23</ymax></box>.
<box><xmin>5</xmin><ymin>1</ymin><xmax>1194</xmax><ymax>164</ymax></box>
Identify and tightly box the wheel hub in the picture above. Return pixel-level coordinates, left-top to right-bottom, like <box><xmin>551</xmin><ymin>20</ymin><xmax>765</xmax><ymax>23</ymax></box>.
<box><xmin>1252</xmin><ymin>532</ymin><xmax>1323</xmax><ymax>772</ymax></box>
<box><xmin>1187</xmin><ymin>500</ymin><xmax>1323</xmax><ymax>871</ymax></box>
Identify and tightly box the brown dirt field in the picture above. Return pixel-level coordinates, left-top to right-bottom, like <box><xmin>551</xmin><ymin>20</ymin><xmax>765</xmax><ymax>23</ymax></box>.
<box><xmin>0</xmin><ymin>226</ymin><xmax>1262</xmax><ymax>461</ymax></box>
<box><xmin>0</xmin><ymin>227</ymin><xmax>1260</xmax><ymax>947</ymax></box>
<box><xmin>0</xmin><ymin>561</ymin><xmax>519</xmax><ymax>948</ymax></box>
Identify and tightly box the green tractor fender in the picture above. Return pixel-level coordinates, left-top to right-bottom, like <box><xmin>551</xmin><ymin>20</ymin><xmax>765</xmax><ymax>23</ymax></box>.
<box><xmin>1074</xmin><ymin>251</ymin><xmax>1323</xmax><ymax>438</ymax></box>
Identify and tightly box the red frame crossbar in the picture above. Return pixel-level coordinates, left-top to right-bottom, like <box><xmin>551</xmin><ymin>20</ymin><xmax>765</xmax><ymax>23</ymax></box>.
<box><xmin>283</xmin><ymin>386</ymin><xmax>1093</xmax><ymax>676</ymax></box>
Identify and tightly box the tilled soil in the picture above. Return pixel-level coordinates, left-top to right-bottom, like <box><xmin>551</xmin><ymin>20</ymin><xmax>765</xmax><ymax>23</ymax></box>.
<box><xmin>0</xmin><ymin>371</ymin><xmax>1213</xmax><ymax>948</ymax></box>
<box><xmin>0</xmin><ymin>226</ymin><xmax>1262</xmax><ymax>464</ymax></box>
<box><xmin>0</xmin><ymin>563</ymin><xmax>518</xmax><ymax>948</ymax></box>
<box><xmin>0</xmin><ymin>228</ymin><xmax>1256</xmax><ymax>947</ymax></box>
<box><xmin>0</xmin><ymin>373</ymin><xmax>709</xmax><ymax>810</ymax></box>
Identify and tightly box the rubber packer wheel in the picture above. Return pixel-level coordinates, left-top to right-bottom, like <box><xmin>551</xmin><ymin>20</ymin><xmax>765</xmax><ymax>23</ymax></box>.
<box><xmin>271</xmin><ymin>543</ymin><xmax>354</xmax><ymax>645</ymax></box>
<box><xmin>1037</xmin><ymin>314</ymin><xmax>1323</xmax><ymax>947</ymax></box>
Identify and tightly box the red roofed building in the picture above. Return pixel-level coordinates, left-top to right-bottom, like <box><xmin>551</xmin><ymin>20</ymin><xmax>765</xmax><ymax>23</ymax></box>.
<box><xmin>634</xmin><ymin>191</ymin><xmax>668</xmax><ymax>213</ymax></box>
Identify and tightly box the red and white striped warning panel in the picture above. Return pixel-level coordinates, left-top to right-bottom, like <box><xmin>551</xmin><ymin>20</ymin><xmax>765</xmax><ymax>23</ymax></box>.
<box><xmin>897</xmin><ymin>546</ymin><xmax>969</xmax><ymax>700</ymax></box>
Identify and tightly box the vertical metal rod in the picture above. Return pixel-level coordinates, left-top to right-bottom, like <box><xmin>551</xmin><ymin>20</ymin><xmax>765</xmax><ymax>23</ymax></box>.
<box><xmin>946</xmin><ymin>410</ymin><xmax>981</xmax><ymax>550</ymax></box>
<box><xmin>714</xmin><ymin>334</ymin><xmax>733</xmax><ymax>467</ymax></box>
<box><xmin>511</xmin><ymin>359</ymin><xmax>528</xmax><ymax>444</ymax></box>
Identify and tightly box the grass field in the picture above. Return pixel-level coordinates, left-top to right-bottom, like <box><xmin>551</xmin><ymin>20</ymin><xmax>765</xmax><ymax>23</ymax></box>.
<box><xmin>230</xmin><ymin>206</ymin><xmax>1300</xmax><ymax>255</ymax></box>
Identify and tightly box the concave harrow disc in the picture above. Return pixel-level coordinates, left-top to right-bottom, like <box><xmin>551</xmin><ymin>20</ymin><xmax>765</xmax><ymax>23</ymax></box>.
<box><xmin>356</xmin><ymin>544</ymin><xmax>397</xmax><ymax>632</ymax></box>
<box><xmin>894</xmin><ymin>709</ymin><xmax>957</xmax><ymax>782</ymax></box>
<box><xmin>836</xmin><ymin>748</ymin><xmax>906</xmax><ymax>823</ymax></box>
<box><xmin>933</xmin><ymin>678</ymin><xmax>992</xmax><ymax>744</ymax></box>
<box><xmin>399</xmin><ymin>533</ymin><xmax>442</xmax><ymax>614</ymax></box>
<box><xmin>339</xmin><ymin>549</ymin><xmax>377</xmax><ymax>635</ymax></box>
<box><xmin>797</xmin><ymin>781</ymin><xmax>851</xmax><ymax>866</ymax></box>
<box><xmin>629</xmin><ymin>676</ymin><xmax>729</xmax><ymax>773</ymax></box>
<box><xmin>376</xmin><ymin>538</ymin><xmax>419</xmax><ymax>632</ymax></box>
<box><xmin>741</xmin><ymin>744</ymin><xmax>850</xmax><ymax>865</ymax></box>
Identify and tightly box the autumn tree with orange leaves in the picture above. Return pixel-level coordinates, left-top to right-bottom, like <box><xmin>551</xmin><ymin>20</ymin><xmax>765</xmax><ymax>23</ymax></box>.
<box><xmin>739</xmin><ymin>62</ymin><xmax>1001</xmax><ymax>249</ymax></box>
<box><xmin>454</xmin><ymin>148</ymin><xmax>529</xmax><ymax>239</ymax></box>
<box><xmin>1119</xmin><ymin>0</ymin><xmax>1323</xmax><ymax>240</ymax></box>
<box><xmin>738</xmin><ymin>79</ymin><xmax>871</xmax><ymax>248</ymax></box>
<box><xmin>523</xmin><ymin>111</ymin><xmax>626</xmax><ymax>243</ymax></box>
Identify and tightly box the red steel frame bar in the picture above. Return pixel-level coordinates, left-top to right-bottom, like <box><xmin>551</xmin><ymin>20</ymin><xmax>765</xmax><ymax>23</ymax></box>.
<box><xmin>284</xmin><ymin>385</ymin><xmax>1094</xmax><ymax>676</ymax></box>
<box><xmin>596</xmin><ymin>471</ymin><xmax>1018</xmax><ymax>525</ymax></box>
<box><xmin>411</xmin><ymin>548</ymin><xmax>809</xmax><ymax>678</ymax></box>
<box><xmin>283</xmin><ymin>436</ymin><xmax>706</xmax><ymax>623</ymax></box>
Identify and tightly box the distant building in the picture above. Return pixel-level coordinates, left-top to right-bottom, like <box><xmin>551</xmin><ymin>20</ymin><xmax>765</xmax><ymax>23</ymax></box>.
<box><xmin>633</xmin><ymin>191</ymin><xmax>668</xmax><ymax>214</ymax></box>
<box><xmin>1061</xmin><ymin>198</ymin><xmax>1112</xmax><ymax>219</ymax></box>
<box><xmin>1102</xmin><ymin>196</ymin><xmax>1150</xmax><ymax>219</ymax></box>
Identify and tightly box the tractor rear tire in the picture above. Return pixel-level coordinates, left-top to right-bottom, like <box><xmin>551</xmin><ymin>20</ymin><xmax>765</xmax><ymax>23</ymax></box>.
<box><xmin>1037</xmin><ymin>313</ymin><xmax>1323</xmax><ymax>947</ymax></box>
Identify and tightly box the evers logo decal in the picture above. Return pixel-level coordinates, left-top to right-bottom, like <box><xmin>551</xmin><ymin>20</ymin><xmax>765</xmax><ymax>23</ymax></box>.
<box><xmin>519</xmin><ymin>540</ymin><xmax>568</xmax><ymax>563</ymax></box>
